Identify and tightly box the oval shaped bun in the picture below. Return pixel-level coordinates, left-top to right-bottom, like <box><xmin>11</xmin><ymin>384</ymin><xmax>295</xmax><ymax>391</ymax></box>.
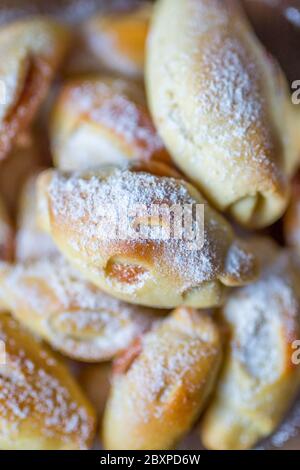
<box><xmin>146</xmin><ymin>0</ymin><xmax>300</xmax><ymax>228</ymax></box>
<box><xmin>36</xmin><ymin>163</ymin><xmax>258</xmax><ymax>309</ymax></box>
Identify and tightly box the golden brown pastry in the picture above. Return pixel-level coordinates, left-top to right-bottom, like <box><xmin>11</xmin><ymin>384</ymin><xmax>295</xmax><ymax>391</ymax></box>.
<box><xmin>103</xmin><ymin>307</ymin><xmax>222</xmax><ymax>450</ymax></box>
<box><xmin>146</xmin><ymin>0</ymin><xmax>300</xmax><ymax>228</ymax></box>
<box><xmin>36</xmin><ymin>162</ymin><xmax>258</xmax><ymax>308</ymax></box>
<box><xmin>79</xmin><ymin>363</ymin><xmax>111</xmax><ymax>419</ymax></box>
<box><xmin>81</xmin><ymin>3</ymin><xmax>151</xmax><ymax>78</ymax></box>
<box><xmin>51</xmin><ymin>76</ymin><xmax>170</xmax><ymax>171</ymax></box>
<box><xmin>0</xmin><ymin>197</ymin><xmax>13</xmax><ymax>262</ymax></box>
<box><xmin>0</xmin><ymin>18</ymin><xmax>70</xmax><ymax>161</ymax></box>
<box><xmin>0</xmin><ymin>312</ymin><xmax>95</xmax><ymax>449</ymax></box>
<box><xmin>0</xmin><ymin>256</ymin><xmax>159</xmax><ymax>362</ymax></box>
<box><xmin>284</xmin><ymin>172</ymin><xmax>300</xmax><ymax>252</ymax></box>
<box><xmin>200</xmin><ymin>238</ymin><xmax>300</xmax><ymax>450</ymax></box>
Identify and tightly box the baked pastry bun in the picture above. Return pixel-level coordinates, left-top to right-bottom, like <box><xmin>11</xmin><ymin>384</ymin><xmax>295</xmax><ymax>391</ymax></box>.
<box><xmin>36</xmin><ymin>163</ymin><xmax>258</xmax><ymax>308</ymax></box>
<box><xmin>0</xmin><ymin>256</ymin><xmax>159</xmax><ymax>362</ymax></box>
<box><xmin>0</xmin><ymin>313</ymin><xmax>95</xmax><ymax>449</ymax></box>
<box><xmin>146</xmin><ymin>0</ymin><xmax>300</xmax><ymax>228</ymax></box>
<box><xmin>0</xmin><ymin>197</ymin><xmax>14</xmax><ymax>262</ymax></box>
<box><xmin>0</xmin><ymin>18</ymin><xmax>70</xmax><ymax>161</ymax></box>
<box><xmin>79</xmin><ymin>363</ymin><xmax>111</xmax><ymax>419</ymax></box>
<box><xmin>200</xmin><ymin>238</ymin><xmax>300</xmax><ymax>450</ymax></box>
<box><xmin>284</xmin><ymin>172</ymin><xmax>300</xmax><ymax>253</ymax></box>
<box><xmin>51</xmin><ymin>76</ymin><xmax>170</xmax><ymax>171</ymax></box>
<box><xmin>82</xmin><ymin>3</ymin><xmax>151</xmax><ymax>78</ymax></box>
<box><xmin>103</xmin><ymin>307</ymin><xmax>222</xmax><ymax>450</ymax></box>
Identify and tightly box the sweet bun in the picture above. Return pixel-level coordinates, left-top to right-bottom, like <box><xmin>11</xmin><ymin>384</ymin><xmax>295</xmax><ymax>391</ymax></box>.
<box><xmin>0</xmin><ymin>313</ymin><xmax>95</xmax><ymax>449</ymax></box>
<box><xmin>0</xmin><ymin>197</ymin><xmax>13</xmax><ymax>262</ymax></box>
<box><xmin>79</xmin><ymin>363</ymin><xmax>111</xmax><ymax>419</ymax></box>
<box><xmin>0</xmin><ymin>18</ymin><xmax>70</xmax><ymax>161</ymax></box>
<box><xmin>82</xmin><ymin>3</ymin><xmax>151</xmax><ymax>78</ymax></box>
<box><xmin>284</xmin><ymin>172</ymin><xmax>300</xmax><ymax>253</ymax></box>
<box><xmin>200</xmin><ymin>238</ymin><xmax>300</xmax><ymax>450</ymax></box>
<box><xmin>146</xmin><ymin>0</ymin><xmax>300</xmax><ymax>228</ymax></box>
<box><xmin>0</xmin><ymin>256</ymin><xmax>159</xmax><ymax>362</ymax></box>
<box><xmin>103</xmin><ymin>307</ymin><xmax>222</xmax><ymax>450</ymax></box>
<box><xmin>36</xmin><ymin>163</ymin><xmax>258</xmax><ymax>308</ymax></box>
<box><xmin>51</xmin><ymin>76</ymin><xmax>170</xmax><ymax>171</ymax></box>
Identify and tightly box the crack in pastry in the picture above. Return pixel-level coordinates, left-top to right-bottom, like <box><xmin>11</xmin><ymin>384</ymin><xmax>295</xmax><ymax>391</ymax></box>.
<box><xmin>103</xmin><ymin>307</ymin><xmax>222</xmax><ymax>450</ymax></box>
<box><xmin>146</xmin><ymin>0</ymin><xmax>300</xmax><ymax>228</ymax></box>
<box><xmin>0</xmin><ymin>313</ymin><xmax>95</xmax><ymax>449</ymax></box>
<box><xmin>0</xmin><ymin>17</ymin><xmax>71</xmax><ymax>160</ymax></box>
<box><xmin>51</xmin><ymin>76</ymin><xmax>171</xmax><ymax>171</ymax></box>
<box><xmin>36</xmin><ymin>163</ymin><xmax>258</xmax><ymax>308</ymax></box>
<box><xmin>200</xmin><ymin>237</ymin><xmax>300</xmax><ymax>450</ymax></box>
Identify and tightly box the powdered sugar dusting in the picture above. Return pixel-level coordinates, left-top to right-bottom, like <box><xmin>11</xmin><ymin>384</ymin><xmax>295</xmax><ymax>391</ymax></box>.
<box><xmin>115</xmin><ymin>313</ymin><xmax>219</xmax><ymax>423</ymax></box>
<box><xmin>225</xmin><ymin>250</ymin><xmax>300</xmax><ymax>384</ymax></box>
<box><xmin>0</xmin><ymin>315</ymin><xmax>93</xmax><ymax>448</ymax></box>
<box><xmin>67</xmin><ymin>79</ymin><xmax>164</xmax><ymax>160</ymax></box>
<box><xmin>48</xmin><ymin>167</ymin><xmax>233</xmax><ymax>290</ymax></box>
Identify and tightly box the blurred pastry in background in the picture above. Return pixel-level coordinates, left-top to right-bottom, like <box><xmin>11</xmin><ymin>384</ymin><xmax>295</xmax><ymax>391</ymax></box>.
<box><xmin>66</xmin><ymin>2</ymin><xmax>151</xmax><ymax>79</ymax></box>
<box><xmin>0</xmin><ymin>18</ymin><xmax>71</xmax><ymax>160</ymax></box>
<box><xmin>0</xmin><ymin>255</ymin><xmax>160</xmax><ymax>362</ymax></box>
<box><xmin>200</xmin><ymin>237</ymin><xmax>300</xmax><ymax>450</ymax></box>
<box><xmin>0</xmin><ymin>313</ymin><xmax>96</xmax><ymax>449</ymax></box>
<box><xmin>51</xmin><ymin>76</ymin><xmax>170</xmax><ymax>171</ymax></box>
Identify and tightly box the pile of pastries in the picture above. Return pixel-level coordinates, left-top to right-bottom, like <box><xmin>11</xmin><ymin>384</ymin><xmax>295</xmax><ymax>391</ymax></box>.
<box><xmin>0</xmin><ymin>0</ymin><xmax>300</xmax><ymax>450</ymax></box>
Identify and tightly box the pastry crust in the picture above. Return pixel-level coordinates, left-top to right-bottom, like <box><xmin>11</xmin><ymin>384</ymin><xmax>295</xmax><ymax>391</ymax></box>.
<box><xmin>0</xmin><ymin>17</ymin><xmax>70</xmax><ymax>160</ymax></box>
<box><xmin>200</xmin><ymin>238</ymin><xmax>300</xmax><ymax>450</ymax></box>
<box><xmin>81</xmin><ymin>3</ymin><xmax>151</xmax><ymax>78</ymax></box>
<box><xmin>36</xmin><ymin>163</ymin><xmax>258</xmax><ymax>309</ymax></box>
<box><xmin>51</xmin><ymin>76</ymin><xmax>170</xmax><ymax>171</ymax></box>
<box><xmin>0</xmin><ymin>313</ymin><xmax>95</xmax><ymax>449</ymax></box>
<box><xmin>146</xmin><ymin>0</ymin><xmax>300</xmax><ymax>228</ymax></box>
<box><xmin>103</xmin><ymin>307</ymin><xmax>222</xmax><ymax>450</ymax></box>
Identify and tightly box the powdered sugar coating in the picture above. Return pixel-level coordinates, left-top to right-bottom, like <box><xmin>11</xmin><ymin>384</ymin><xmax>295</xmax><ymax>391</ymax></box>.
<box><xmin>48</xmin><ymin>167</ymin><xmax>232</xmax><ymax>287</ymax></box>
<box><xmin>0</xmin><ymin>315</ymin><xmax>94</xmax><ymax>449</ymax></box>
